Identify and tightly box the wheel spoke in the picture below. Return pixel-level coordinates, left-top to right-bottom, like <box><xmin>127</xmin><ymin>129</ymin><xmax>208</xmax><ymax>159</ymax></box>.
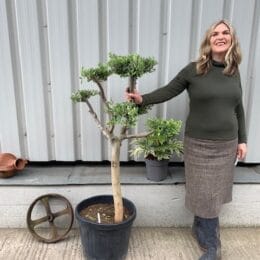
<box><xmin>30</xmin><ymin>216</ymin><xmax>49</xmax><ymax>227</ymax></box>
<box><xmin>49</xmin><ymin>221</ymin><xmax>59</xmax><ymax>239</ymax></box>
<box><xmin>53</xmin><ymin>207</ymin><xmax>70</xmax><ymax>218</ymax></box>
<box><xmin>41</xmin><ymin>197</ymin><xmax>52</xmax><ymax>215</ymax></box>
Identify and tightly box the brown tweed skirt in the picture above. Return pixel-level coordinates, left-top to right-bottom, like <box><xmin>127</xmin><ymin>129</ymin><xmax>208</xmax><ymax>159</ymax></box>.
<box><xmin>184</xmin><ymin>136</ymin><xmax>238</xmax><ymax>218</ymax></box>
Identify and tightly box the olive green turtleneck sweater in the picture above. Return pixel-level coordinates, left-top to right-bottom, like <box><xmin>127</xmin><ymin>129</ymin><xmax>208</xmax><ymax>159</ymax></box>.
<box><xmin>142</xmin><ymin>61</ymin><xmax>247</xmax><ymax>143</ymax></box>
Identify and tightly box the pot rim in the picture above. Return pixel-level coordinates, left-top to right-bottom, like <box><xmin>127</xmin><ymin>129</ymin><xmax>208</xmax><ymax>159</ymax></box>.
<box><xmin>75</xmin><ymin>194</ymin><xmax>136</xmax><ymax>228</ymax></box>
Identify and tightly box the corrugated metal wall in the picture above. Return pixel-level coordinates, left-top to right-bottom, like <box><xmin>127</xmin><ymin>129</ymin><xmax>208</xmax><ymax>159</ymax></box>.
<box><xmin>0</xmin><ymin>0</ymin><xmax>259</xmax><ymax>162</ymax></box>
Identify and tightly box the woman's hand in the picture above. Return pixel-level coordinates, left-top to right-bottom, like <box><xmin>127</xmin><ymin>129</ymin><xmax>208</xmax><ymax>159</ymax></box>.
<box><xmin>125</xmin><ymin>88</ymin><xmax>143</xmax><ymax>104</ymax></box>
<box><xmin>236</xmin><ymin>143</ymin><xmax>247</xmax><ymax>160</ymax></box>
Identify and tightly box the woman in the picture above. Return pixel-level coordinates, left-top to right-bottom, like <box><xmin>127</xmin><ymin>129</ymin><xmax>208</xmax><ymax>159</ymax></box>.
<box><xmin>126</xmin><ymin>20</ymin><xmax>247</xmax><ymax>260</ymax></box>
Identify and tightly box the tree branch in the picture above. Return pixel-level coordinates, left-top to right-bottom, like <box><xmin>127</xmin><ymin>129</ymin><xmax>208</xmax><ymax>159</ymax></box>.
<box><xmin>109</xmin><ymin>125</ymin><xmax>115</xmax><ymax>134</ymax></box>
<box><xmin>93</xmin><ymin>79</ymin><xmax>114</xmax><ymax>134</ymax></box>
<box><xmin>94</xmin><ymin>79</ymin><xmax>108</xmax><ymax>104</ymax></box>
<box><xmin>120</xmin><ymin>126</ymin><xmax>128</xmax><ymax>136</ymax></box>
<box><xmin>120</xmin><ymin>131</ymin><xmax>152</xmax><ymax>141</ymax></box>
<box><xmin>85</xmin><ymin>99</ymin><xmax>111</xmax><ymax>140</ymax></box>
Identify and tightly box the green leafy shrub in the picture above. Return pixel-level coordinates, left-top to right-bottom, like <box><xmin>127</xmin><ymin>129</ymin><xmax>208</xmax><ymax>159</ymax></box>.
<box><xmin>71</xmin><ymin>89</ymin><xmax>99</xmax><ymax>102</ymax></box>
<box><xmin>108</xmin><ymin>53</ymin><xmax>157</xmax><ymax>78</ymax></box>
<box><xmin>106</xmin><ymin>102</ymin><xmax>139</xmax><ymax>127</ymax></box>
<box><xmin>131</xmin><ymin>118</ymin><xmax>183</xmax><ymax>160</ymax></box>
<box><xmin>81</xmin><ymin>63</ymin><xmax>112</xmax><ymax>82</ymax></box>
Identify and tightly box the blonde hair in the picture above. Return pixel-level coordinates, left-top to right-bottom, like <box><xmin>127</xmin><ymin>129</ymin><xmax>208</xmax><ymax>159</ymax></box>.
<box><xmin>196</xmin><ymin>20</ymin><xmax>242</xmax><ymax>75</ymax></box>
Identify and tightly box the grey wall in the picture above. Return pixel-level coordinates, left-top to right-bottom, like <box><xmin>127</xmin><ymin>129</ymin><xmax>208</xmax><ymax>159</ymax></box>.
<box><xmin>0</xmin><ymin>0</ymin><xmax>259</xmax><ymax>162</ymax></box>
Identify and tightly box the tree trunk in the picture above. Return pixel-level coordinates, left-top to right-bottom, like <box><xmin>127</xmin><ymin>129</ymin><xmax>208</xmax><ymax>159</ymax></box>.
<box><xmin>128</xmin><ymin>77</ymin><xmax>137</xmax><ymax>93</ymax></box>
<box><xmin>111</xmin><ymin>138</ymin><xmax>123</xmax><ymax>223</ymax></box>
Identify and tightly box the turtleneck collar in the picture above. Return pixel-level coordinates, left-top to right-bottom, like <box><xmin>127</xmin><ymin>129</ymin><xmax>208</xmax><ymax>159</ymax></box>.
<box><xmin>212</xmin><ymin>60</ymin><xmax>225</xmax><ymax>68</ymax></box>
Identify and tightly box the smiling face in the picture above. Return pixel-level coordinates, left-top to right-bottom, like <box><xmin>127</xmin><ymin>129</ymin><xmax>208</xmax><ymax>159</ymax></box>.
<box><xmin>210</xmin><ymin>23</ymin><xmax>232</xmax><ymax>61</ymax></box>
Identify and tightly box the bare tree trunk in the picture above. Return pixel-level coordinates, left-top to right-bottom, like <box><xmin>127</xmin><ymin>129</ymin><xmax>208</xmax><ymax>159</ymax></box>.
<box><xmin>111</xmin><ymin>138</ymin><xmax>123</xmax><ymax>223</ymax></box>
<box><xmin>128</xmin><ymin>77</ymin><xmax>137</xmax><ymax>93</ymax></box>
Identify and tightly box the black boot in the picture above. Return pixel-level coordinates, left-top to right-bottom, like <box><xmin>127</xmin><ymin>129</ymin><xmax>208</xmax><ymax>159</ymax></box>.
<box><xmin>199</xmin><ymin>247</ymin><xmax>220</xmax><ymax>260</ymax></box>
<box><xmin>198</xmin><ymin>217</ymin><xmax>221</xmax><ymax>260</ymax></box>
<box><xmin>192</xmin><ymin>216</ymin><xmax>207</xmax><ymax>251</ymax></box>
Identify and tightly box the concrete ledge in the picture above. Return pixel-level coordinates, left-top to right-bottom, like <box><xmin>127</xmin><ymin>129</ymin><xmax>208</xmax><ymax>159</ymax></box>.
<box><xmin>0</xmin><ymin>185</ymin><xmax>260</xmax><ymax>228</ymax></box>
<box><xmin>0</xmin><ymin>165</ymin><xmax>260</xmax><ymax>228</ymax></box>
<box><xmin>0</xmin><ymin>165</ymin><xmax>260</xmax><ymax>186</ymax></box>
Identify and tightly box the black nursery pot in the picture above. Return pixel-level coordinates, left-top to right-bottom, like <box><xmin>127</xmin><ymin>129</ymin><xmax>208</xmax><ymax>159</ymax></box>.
<box><xmin>145</xmin><ymin>158</ymin><xmax>169</xmax><ymax>181</ymax></box>
<box><xmin>75</xmin><ymin>195</ymin><xmax>136</xmax><ymax>260</ymax></box>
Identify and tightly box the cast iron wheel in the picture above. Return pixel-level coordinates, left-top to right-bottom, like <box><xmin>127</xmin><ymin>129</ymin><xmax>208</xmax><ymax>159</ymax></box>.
<box><xmin>27</xmin><ymin>193</ymin><xmax>74</xmax><ymax>243</ymax></box>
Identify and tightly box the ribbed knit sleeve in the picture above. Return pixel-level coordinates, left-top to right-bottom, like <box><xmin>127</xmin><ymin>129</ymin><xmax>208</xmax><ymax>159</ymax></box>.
<box><xmin>141</xmin><ymin>63</ymin><xmax>192</xmax><ymax>106</ymax></box>
<box><xmin>235</xmin><ymin>74</ymin><xmax>247</xmax><ymax>144</ymax></box>
<box><xmin>235</xmin><ymin>81</ymin><xmax>247</xmax><ymax>143</ymax></box>
<box><xmin>235</xmin><ymin>101</ymin><xmax>247</xmax><ymax>143</ymax></box>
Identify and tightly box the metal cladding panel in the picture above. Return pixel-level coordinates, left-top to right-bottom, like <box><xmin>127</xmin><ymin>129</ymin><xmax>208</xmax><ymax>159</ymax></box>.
<box><xmin>0</xmin><ymin>0</ymin><xmax>22</xmax><ymax>156</ymax></box>
<box><xmin>0</xmin><ymin>0</ymin><xmax>259</xmax><ymax>162</ymax></box>
<box><xmin>45</xmin><ymin>0</ymin><xmax>76</xmax><ymax>160</ymax></box>
<box><xmin>245</xmin><ymin>0</ymin><xmax>260</xmax><ymax>162</ymax></box>
<box><xmin>77</xmin><ymin>0</ymin><xmax>102</xmax><ymax>161</ymax></box>
<box><xmin>15</xmin><ymin>0</ymin><xmax>50</xmax><ymax>160</ymax></box>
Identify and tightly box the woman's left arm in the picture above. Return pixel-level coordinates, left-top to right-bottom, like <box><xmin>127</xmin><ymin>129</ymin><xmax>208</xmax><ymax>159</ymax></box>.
<box><xmin>235</xmin><ymin>82</ymin><xmax>247</xmax><ymax>160</ymax></box>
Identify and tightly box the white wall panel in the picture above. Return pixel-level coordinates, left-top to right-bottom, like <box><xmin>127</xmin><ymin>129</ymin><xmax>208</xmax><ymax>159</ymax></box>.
<box><xmin>0</xmin><ymin>0</ymin><xmax>259</xmax><ymax>162</ymax></box>
<box><xmin>245</xmin><ymin>0</ymin><xmax>260</xmax><ymax>162</ymax></box>
<box><xmin>46</xmin><ymin>0</ymin><xmax>76</xmax><ymax>160</ymax></box>
<box><xmin>232</xmin><ymin>0</ymin><xmax>256</xmax><ymax>91</ymax></box>
<box><xmin>15</xmin><ymin>0</ymin><xmax>49</xmax><ymax>160</ymax></box>
<box><xmin>0</xmin><ymin>0</ymin><xmax>21</xmax><ymax>156</ymax></box>
<box><xmin>77</xmin><ymin>0</ymin><xmax>102</xmax><ymax>161</ymax></box>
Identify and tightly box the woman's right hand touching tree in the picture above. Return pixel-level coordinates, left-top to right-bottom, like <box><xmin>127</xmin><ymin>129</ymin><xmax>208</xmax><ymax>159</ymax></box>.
<box><xmin>125</xmin><ymin>88</ymin><xmax>143</xmax><ymax>104</ymax></box>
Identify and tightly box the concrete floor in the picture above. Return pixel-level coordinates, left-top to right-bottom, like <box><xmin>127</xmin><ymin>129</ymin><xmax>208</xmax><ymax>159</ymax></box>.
<box><xmin>0</xmin><ymin>227</ymin><xmax>260</xmax><ymax>260</ymax></box>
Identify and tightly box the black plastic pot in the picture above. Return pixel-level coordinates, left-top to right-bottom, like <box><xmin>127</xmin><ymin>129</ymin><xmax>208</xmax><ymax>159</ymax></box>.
<box><xmin>75</xmin><ymin>195</ymin><xmax>136</xmax><ymax>260</ymax></box>
<box><xmin>145</xmin><ymin>158</ymin><xmax>169</xmax><ymax>181</ymax></box>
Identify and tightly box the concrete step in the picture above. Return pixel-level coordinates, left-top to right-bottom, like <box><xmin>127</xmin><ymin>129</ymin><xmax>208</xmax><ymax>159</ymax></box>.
<box><xmin>0</xmin><ymin>165</ymin><xmax>260</xmax><ymax>228</ymax></box>
<box><xmin>1</xmin><ymin>227</ymin><xmax>260</xmax><ymax>260</ymax></box>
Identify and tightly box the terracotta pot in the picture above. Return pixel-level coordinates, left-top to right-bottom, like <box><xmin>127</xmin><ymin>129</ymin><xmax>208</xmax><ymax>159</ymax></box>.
<box><xmin>0</xmin><ymin>153</ymin><xmax>27</xmax><ymax>178</ymax></box>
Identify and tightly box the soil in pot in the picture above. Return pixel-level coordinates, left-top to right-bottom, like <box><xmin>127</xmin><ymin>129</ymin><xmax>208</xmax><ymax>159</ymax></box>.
<box><xmin>80</xmin><ymin>203</ymin><xmax>131</xmax><ymax>224</ymax></box>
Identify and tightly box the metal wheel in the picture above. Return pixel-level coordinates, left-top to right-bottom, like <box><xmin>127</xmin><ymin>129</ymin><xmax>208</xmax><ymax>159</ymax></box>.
<box><xmin>27</xmin><ymin>193</ymin><xmax>74</xmax><ymax>243</ymax></box>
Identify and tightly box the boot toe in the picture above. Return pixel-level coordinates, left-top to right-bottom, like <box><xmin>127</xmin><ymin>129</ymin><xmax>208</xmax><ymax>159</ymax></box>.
<box><xmin>199</xmin><ymin>247</ymin><xmax>221</xmax><ymax>260</ymax></box>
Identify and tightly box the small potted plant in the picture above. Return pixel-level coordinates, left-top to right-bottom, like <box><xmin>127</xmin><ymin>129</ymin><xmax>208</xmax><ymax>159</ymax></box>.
<box><xmin>131</xmin><ymin>118</ymin><xmax>183</xmax><ymax>181</ymax></box>
<box><xmin>71</xmin><ymin>53</ymin><xmax>156</xmax><ymax>259</ymax></box>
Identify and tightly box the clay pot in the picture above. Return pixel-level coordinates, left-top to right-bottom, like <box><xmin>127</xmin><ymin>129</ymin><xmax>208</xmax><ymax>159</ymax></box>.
<box><xmin>0</xmin><ymin>153</ymin><xmax>27</xmax><ymax>178</ymax></box>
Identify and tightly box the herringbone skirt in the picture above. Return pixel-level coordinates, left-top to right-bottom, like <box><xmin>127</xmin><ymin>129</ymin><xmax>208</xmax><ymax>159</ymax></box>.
<box><xmin>184</xmin><ymin>136</ymin><xmax>238</xmax><ymax>218</ymax></box>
